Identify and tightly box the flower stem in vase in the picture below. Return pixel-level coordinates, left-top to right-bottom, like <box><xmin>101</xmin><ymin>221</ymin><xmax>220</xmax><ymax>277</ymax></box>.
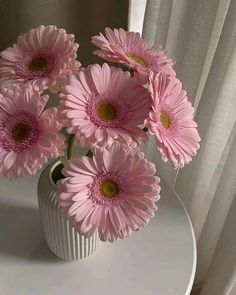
<box><xmin>67</xmin><ymin>134</ymin><xmax>75</xmax><ymax>160</ymax></box>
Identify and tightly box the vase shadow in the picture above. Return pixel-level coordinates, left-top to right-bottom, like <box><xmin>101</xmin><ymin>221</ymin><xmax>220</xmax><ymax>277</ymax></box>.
<box><xmin>0</xmin><ymin>202</ymin><xmax>62</xmax><ymax>263</ymax></box>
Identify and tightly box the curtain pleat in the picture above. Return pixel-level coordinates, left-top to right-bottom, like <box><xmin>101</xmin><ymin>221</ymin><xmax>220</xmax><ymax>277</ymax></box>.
<box><xmin>200</xmin><ymin>188</ymin><xmax>236</xmax><ymax>295</ymax></box>
<box><xmin>142</xmin><ymin>0</ymin><xmax>173</xmax><ymax>47</ymax></box>
<box><xmin>195</xmin><ymin>124</ymin><xmax>236</xmax><ymax>287</ymax></box>
<box><xmin>130</xmin><ymin>0</ymin><xmax>236</xmax><ymax>294</ymax></box>
<box><xmin>176</xmin><ymin>0</ymin><xmax>236</xmax><ymax>239</ymax></box>
<box><xmin>166</xmin><ymin>0</ymin><xmax>225</xmax><ymax>105</ymax></box>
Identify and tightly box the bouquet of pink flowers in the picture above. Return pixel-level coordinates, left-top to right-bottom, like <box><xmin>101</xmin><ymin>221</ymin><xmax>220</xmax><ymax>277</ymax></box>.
<box><xmin>0</xmin><ymin>26</ymin><xmax>200</xmax><ymax>242</ymax></box>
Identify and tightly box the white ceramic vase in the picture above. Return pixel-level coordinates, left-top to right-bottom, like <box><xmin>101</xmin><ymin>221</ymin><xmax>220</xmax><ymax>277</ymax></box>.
<box><xmin>37</xmin><ymin>161</ymin><xmax>100</xmax><ymax>260</ymax></box>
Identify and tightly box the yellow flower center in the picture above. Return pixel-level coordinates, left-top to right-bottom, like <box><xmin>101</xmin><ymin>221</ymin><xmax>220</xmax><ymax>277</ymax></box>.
<box><xmin>28</xmin><ymin>57</ymin><xmax>47</xmax><ymax>72</ymax></box>
<box><xmin>100</xmin><ymin>180</ymin><xmax>119</xmax><ymax>199</ymax></box>
<box><xmin>160</xmin><ymin>111</ymin><xmax>171</xmax><ymax>129</ymax></box>
<box><xmin>12</xmin><ymin>122</ymin><xmax>32</xmax><ymax>142</ymax></box>
<box><xmin>129</xmin><ymin>54</ymin><xmax>147</xmax><ymax>67</ymax></box>
<box><xmin>96</xmin><ymin>103</ymin><xmax>117</xmax><ymax>121</ymax></box>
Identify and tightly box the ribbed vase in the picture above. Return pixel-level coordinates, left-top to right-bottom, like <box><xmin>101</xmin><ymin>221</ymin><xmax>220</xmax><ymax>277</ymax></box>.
<box><xmin>37</xmin><ymin>161</ymin><xmax>100</xmax><ymax>260</ymax></box>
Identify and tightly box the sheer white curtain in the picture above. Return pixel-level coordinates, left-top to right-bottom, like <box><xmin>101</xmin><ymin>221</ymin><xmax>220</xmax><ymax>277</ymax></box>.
<box><xmin>129</xmin><ymin>0</ymin><xmax>236</xmax><ymax>294</ymax></box>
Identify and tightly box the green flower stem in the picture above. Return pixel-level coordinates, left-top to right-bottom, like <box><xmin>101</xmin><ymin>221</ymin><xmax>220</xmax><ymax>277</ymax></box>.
<box><xmin>67</xmin><ymin>134</ymin><xmax>75</xmax><ymax>160</ymax></box>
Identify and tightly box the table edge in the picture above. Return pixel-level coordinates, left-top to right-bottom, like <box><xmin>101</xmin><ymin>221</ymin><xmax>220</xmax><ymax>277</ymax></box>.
<box><xmin>172</xmin><ymin>186</ymin><xmax>197</xmax><ymax>295</ymax></box>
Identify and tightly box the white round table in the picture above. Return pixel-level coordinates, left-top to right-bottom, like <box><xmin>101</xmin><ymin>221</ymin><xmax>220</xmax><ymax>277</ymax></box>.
<box><xmin>0</xmin><ymin>173</ymin><xmax>196</xmax><ymax>295</ymax></box>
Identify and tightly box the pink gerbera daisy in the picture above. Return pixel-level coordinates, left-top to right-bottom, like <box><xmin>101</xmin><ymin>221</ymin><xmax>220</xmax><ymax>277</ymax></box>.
<box><xmin>57</xmin><ymin>143</ymin><xmax>160</xmax><ymax>242</ymax></box>
<box><xmin>59</xmin><ymin>63</ymin><xmax>150</xmax><ymax>147</ymax></box>
<box><xmin>0</xmin><ymin>86</ymin><xmax>65</xmax><ymax>179</ymax></box>
<box><xmin>92</xmin><ymin>27</ymin><xmax>175</xmax><ymax>84</ymax></box>
<box><xmin>145</xmin><ymin>72</ymin><xmax>200</xmax><ymax>168</ymax></box>
<box><xmin>0</xmin><ymin>25</ymin><xmax>80</xmax><ymax>92</ymax></box>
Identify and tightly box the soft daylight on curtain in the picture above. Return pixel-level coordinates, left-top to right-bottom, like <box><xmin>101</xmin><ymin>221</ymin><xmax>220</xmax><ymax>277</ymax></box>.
<box><xmin>129</xmin><ymin>0</ymin><xmax>236</xmax><ymax>294</ymax></box>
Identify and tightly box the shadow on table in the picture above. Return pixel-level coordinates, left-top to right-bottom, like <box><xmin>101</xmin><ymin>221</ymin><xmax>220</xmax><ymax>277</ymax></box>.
<box><xmin>0</xmin><ymin>202</ymin><xmax>62</xmax><ymax>263</ymax></box>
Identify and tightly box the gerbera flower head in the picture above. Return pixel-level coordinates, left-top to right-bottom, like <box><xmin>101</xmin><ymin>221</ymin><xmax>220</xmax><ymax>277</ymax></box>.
<box><xmin>91</xmin><ymin>27</ymin><xmax>175</xmax><ymax>84</ymax></box>
<box><xmin>145</xmin><ymin>72</ymin><xmax>200</xmax><ymax>168</ymax></box>
<box><xmin>0</xmin><ymin>25</ymin><xmax>80</xmax><ymax>92</ymax></box>
<box><xmin>59</xmin><ymin>63</ymin><xmax>150</xmax><ymax>147</ymax></box>
<box><xmin>57</xmin><ymin>143</ymin><xmax>160</xmax><ymax>242</ymax></box>
<box><xmin>0</xmin><ymin>85</ymin><xmax>65</xmax><ymax>180</ymax></box>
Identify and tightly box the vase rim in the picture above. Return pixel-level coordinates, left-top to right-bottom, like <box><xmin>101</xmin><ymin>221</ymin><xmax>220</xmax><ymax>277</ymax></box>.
<box><xmin>49</xmin><ymin>160</ymin><xmax>62</xmax><ymax>190</ymax></box>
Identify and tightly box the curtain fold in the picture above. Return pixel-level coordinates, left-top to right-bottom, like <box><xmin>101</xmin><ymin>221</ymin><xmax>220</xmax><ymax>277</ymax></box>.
<box><xmin>176</xmin><ymin>0</ymin><xmax>236</xmax><ymax>240</ymax></box>
<box><xmin>130</xmin><ymin>0</ymin><xmax>236</xmax><ymax>294</ymax></box>
<box><xmin>143</xmin><ymin>0</ymin><xmax>173</xmax><ymax>47</ymax></box>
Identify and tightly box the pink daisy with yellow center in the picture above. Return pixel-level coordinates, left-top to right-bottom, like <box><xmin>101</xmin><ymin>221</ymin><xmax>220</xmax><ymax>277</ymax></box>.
<box><xmin>0</xmin><ymin>25</ymin><xmax>80</xmax><ymax>92</ymax></box>
<box><xmin>92</xmin><ymin>27</ymin><xmax>175</xmax><ymax>84</ymax></box>
<box><xmin>0</xmin><ymin>86</ymin><xmax>65</xmax><ymax>179</ymax></box>
<box><xmin>57</xmin><ymin>143</ymin><xmax>160</xmax><ymax>242</ymax></box>
<box><xmin>59</xmin><ymin>63</ymin><xmax>150</xmax><ymax>147</ymax></box>
<box><xmin>145</xmin><ymin>72</ymin><xmax>200</xmax><ymax>168</ymax></box>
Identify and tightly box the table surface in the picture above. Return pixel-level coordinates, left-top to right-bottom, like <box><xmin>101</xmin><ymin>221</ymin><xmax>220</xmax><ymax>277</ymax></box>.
<box><xmin>0</xmin><ymin>173</ymin><xmax>196</xmax><ymax>295</ymax></box>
